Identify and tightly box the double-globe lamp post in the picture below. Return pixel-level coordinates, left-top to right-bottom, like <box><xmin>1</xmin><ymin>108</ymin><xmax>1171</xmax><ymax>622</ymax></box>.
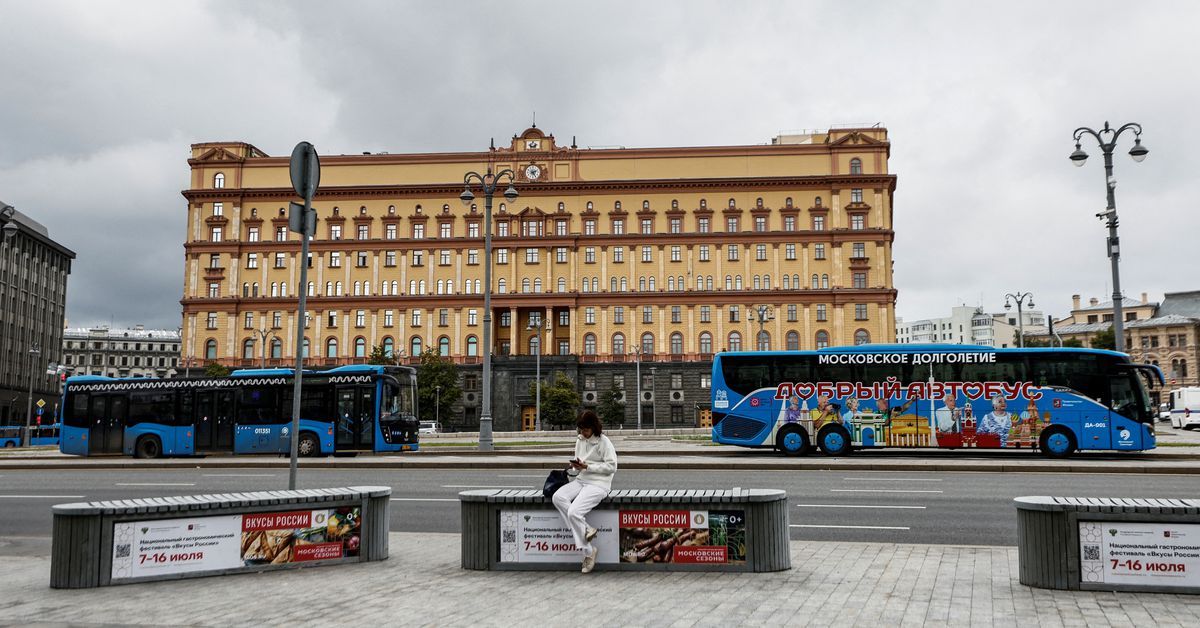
<box><xmin>460</xmin><ymin>165</ymin><xmax>518</xmax><ymax>451</ymax></box>
<box><xmin>1070</xmin><ymin>122</ymin><xmax>1148</xmax><ymax>353</ymax></box>
<box><xmin>1004</xmin><ymin>292</ymin><xmax>1035</xmax><ymax>348</ymax></box>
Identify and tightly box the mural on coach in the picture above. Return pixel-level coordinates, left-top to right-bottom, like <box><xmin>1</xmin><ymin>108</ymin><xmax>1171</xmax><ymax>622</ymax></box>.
<box><xmin>776</xmin><ymin>381</ymin><xmax>1053</xmax><ymax>449</ymax></box>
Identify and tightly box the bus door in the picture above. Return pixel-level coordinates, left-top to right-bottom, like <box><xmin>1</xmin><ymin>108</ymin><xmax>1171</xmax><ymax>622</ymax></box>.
<box><xmin>90</xmin><ymin>394</ymin><xmax>127</xmax><ymax>454</ymax></box>
<box><xmin>1107</xmin><ymin>370</ymin><xmax>1149</xmax><ymax>450</ymax></box>
<box><xmin>335</xmin><ymin>385</ymin><xmax>374</xmax><ymax>451</ymax></box>
<box><xmin>195</xmin><ymin>391</ymin><xmax>235</xmax><ymax>452</ymax></box>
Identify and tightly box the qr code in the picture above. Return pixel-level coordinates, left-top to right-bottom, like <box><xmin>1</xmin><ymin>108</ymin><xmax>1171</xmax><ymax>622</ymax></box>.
<box><xmin>502</xmin><ymin>529</ymin><xmax>516</xmax><ymax>543</ymax></box>
<box><xmin>115</xmin><ymin>544</ymin><xmax>131</xmax><ymax>559</ymax></box>
<box><xmin>1083</xmin><ymin>544</ymin><xmax>1100</xmax><ymax>561</ymax></box>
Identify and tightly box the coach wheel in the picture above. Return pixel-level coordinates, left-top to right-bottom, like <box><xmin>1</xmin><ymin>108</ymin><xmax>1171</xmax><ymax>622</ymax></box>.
<box><xmin>3</xmin><ymin>441</ymin><xmax>14</xmax><ymax>448</ymax></box>
<box><xmin>818</xmin><ymin>426</ymin><xmax>852</xmax><ymax>457</ymax></box>
<box><xmin>776</xmin><ymin>426</ymin><xmax>810</xmax><ymax>457</ymax></box>
<box><xmin>134</xmin><ymin>436</ymin><xmax>161</xmax><ymax>459</ymax></box>
<box><xmin>1039</xmin><ymin>428</ymin><xmax>1076</xmax><ymax>459</ymax></box>
<box><xmin>298</xmin><ymin>432</ymin><xmax>320</xmax><ymax>457</ymax></box>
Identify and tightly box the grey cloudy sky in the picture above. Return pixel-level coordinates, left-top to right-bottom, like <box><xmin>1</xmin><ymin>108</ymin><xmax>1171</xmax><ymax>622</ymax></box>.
<box><xmin>1</xmin><ymin>0</ymin><xmax>1195</xmax><ymax>331</ymax></box>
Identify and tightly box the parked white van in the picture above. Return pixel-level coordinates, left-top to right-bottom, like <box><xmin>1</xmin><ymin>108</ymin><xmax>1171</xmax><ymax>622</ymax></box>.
<box><xmin>1168</xmin><ymin>387</ymin><xmax>1200</xmax><ymax>429</ymax></box>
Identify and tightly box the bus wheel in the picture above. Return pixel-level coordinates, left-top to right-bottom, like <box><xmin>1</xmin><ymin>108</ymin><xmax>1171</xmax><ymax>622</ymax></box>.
<box><xmin>134</xmin><ymin>436</ymin><xmax>161</xmax><ymax>459</ymax></box>
<box><xmin>1039</xmin><ymin>428</ymin><xmax>1076</xmax><ymax>458</ymax></box>
<box><xmin>776</xmin><ymin>427</ymin><xmax>809</xmax><ymax>457</ymax></box>
<box><xmin>298</xmin><ymin>432</ymin><xmax>320</xmax><ymax>457</ymax></box>
<box><xmin>3</xmin><ymin>441</ymin><xmax>14</xmax><ymax>448</ymax></box>
<box><xmin>818</xmin><ymin>426</ymin><xmax>852</xmax><ymax>457</ymax></box>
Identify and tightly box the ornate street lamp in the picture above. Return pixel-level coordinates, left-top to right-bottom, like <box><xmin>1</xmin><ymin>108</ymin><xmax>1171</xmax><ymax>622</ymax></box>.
<box><xmin>1004</xmin><ymin>292</ymin><xmax>1035</xmax><ymax>348</ymax></box>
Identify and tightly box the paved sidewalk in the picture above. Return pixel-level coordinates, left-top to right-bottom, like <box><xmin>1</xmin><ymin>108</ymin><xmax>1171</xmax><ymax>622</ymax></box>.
<box><xmin>3</xmin><ymin>533</ymin><xmax>1198</xmax><ymax>627</ymax></box>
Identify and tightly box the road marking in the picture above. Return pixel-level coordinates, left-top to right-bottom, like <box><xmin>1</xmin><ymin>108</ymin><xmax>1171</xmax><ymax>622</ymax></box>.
<box><xmin>115</xmin><ymin>483</ymin><xmax>196</xmax><ymax>487</ymax></box>
<box><xmin>442</xmin><ymin>485</ymin><xmax>533</xmax><ymax>489</ymax></box>
<box><xmin>0</xmin><ymin>495</ymin><xmax>86</xmax><ymax>499</ymax></box>
<box><xmin>791</xmin><ymin>524</ymin><xmax>911</xmax><ymax>530</ymax></box>
<box><xmin>202</xmin><ymin>474</ymin><xmax>277</xmax><ymax>478</ymax></box>
<box><xmin>830</xmin><ymin>489</ymin><xmax>943</xmax><ymax>494</ymax></box>
<box><xmin>390</xmin><ymin>498</ymin><xmax>458</xmax><ymax>502</ymax></box>
<box><xmin>796</xmin><ymin>504</ymin><xmax>926</xmax><ymax>510</ymax></box>
<box><xmin>841</xmin><ymin>477</ymin><xmax>943</xmax><ymax>482</ymax></box>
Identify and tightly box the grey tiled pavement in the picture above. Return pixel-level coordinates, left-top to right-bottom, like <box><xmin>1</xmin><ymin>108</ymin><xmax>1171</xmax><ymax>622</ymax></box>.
<box><xmin>4</xmin><ymin>533</ymin><xmax>1199</xmax><ymax>627</ymax></box>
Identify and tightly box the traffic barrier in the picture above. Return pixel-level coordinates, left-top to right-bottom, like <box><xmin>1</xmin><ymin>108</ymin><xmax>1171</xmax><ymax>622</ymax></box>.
<box><xmin>460</xmin><ymin>488</ymin><xmax>789</xmax><ymax>572</ymax></box>
<box><xmin>51</xmin><ymin>486</ymin><xmax>390</xmax><ymax>588</ymax></box>
<box><xmin>1015</xmin><ymin>496</ymin><xmax>1200</xmax><ymax>594</ymax></box>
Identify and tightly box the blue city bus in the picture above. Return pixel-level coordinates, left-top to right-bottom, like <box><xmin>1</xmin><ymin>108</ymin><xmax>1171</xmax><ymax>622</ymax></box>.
<box><xmin>1</xmin><ymin>424</ymin><xmax>61</xmax><ymax>448</ymax></box>
<box><xmin>711</xmin><ymin>345</ymin><xmax>1163</xmax><ymax>458</ymax></box>
<box><xmin>60</xmin><ymin>365</ymin><xmax>419</xmax><ymax>458</ymax></box>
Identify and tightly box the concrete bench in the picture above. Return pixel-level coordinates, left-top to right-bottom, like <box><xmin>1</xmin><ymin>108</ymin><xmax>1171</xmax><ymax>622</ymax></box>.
<box><xmin>51</xmin><ymin>486</ymin><xmax>391</xmax><ymax>588</ymax></box>
<box><xmin>460</xmin><ymin>488</ymin><xmax>790</xmax><ymax>572</ymax></box>
<box><xmin>1015</xmin><ymin>496</ymin><xmax>1200</xmax><ymax>594</ymax></box>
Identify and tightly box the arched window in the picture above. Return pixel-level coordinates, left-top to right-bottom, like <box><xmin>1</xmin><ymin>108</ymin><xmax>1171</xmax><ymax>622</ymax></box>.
<box><xmin>620</xmin><ymin>277</ymin><xmax>628</xmax><ymax>291</ymax></box>
<box><xmin>354</xmin><ymin>337</ymin><xmax>367</xmax><ymax>357</ymax></box>
<box><xmin>581</xmin><ymin>278</ymin><xmax>589</xmax><ymax>293</ymax></box>
<box><xmin>668</xmin><ymin>277</ymin><xmax>676</xmax><ymax>291</ymax></box>
<box><xmin>466</xmin><ymin>335</ymin><xmax>478</xmax><ymax>357</ymax></box>
<box><xmin>557</xmin><ymin>277</ymin><xmax>566</xmax><ymax>292</ymax></box>
<box><xmin>326</xmin><ymin>338</ymin><xmax>338</xmax><ymax>358</ymax></box>
<box><xmin>641</xmin><ymin>333</ymin><xmax>654</xmax><ymax>355</ymax></box>
<box><xmin>522</xmin><ymin>278</ymin><xmax>530</xmax><ymax>293</ymax></box>
<box><xmin>610</xmin><ymin>277</ymin><xmax>618</xmax><ymax>292</ymax></box>
<box><xmin>792</xmin><ymin>274</ymin><xmax>800</xmax><ymax>290</ymax></box>
<box><xmin>696</xmin><ymin>276</ymin><xmax>704</xmax><ymax>290</ymax></box>
<box><xmin>418</xmin><ymin>280</ymin><xmax>425</xmax><ymax>294</ymax></box>
<box><xmin>811</xmin><ymin>274</ymin><xmax>819</xmax><ymax>289</ymax></box>
<box><xmin>763</xmin><ymin>274</ymin><xmax>771</xmax><ymax>289</ymax></box>
<box><xmin>205</xmin><ymin>339</ymin><xmax>217</xmax><ymax>360</ymax></box>
<box><xmin>855</xmin><ymin>329</ymin><xmax>871</xmax><ymax>346</ymax></box>
<box><xmin>757</xmin><ymin>331</ymin><xmax>770</xmax><ymax>351</ymax></box>
<box><xmin>280</xmin><ymin>283</ymin><xmax>287</xmax><ymax>298</ymax></box>
<box><xmin>849</xmin><ymin>158</ymin><xmax>862</xmax><ymax>174</ymax></box>
<box><xmin>735</xmin><ymin>276</ymin><xmax>743</xmax><ymax>290</ymax></box>
<box><xmin>728</xmin><ymin>332</ymin><xmax>742</xmax><ymax>352</ymax></box>
<box><xmin>529</xmin><ymin>336</ymin><xmax>540</xmax><ymax>355</ymax></box>
<box><xmin>447</xmin><ymin>279</ymin><xmax>454</xmax><ymax>294</ymax></box>
<box><xmin>408</xmin><ymin>280</ymin><xmax>417</xmax><ymax>295</ymax></box>
<box><xmin>725</xmin><ymin>275</ymin><xmax>733</xmax><ymax>290</ymax></box>
<box><xmin>213</xmin><ymin>173</ymin><xmax>225</xmax><ymax>188</ymax></box>
<box><xmin>498</xmin><ymin>278</ymin><xmax>507</xmax><ymax>293</ymax></box>
<box><xmin>326</xmin><ymin>281</ymin><xmax>333</xmax><ymax>296</ymax></box>
<box><xmin>391</xmin><ymin>280</ymin><xmax>399</xmax><ymax>295</ymax></box>
<box><xmin>612</xmin><ymin>333</ymin><xmax>625</xmax><ymax>355</ymax></box>
<box><xmin>670</xmin><ymin>332</ymin><xmax>684</xmax><ymax>354</ymax></box>
<box><xmin>242</xmin><ymin>339</ymin><xmax>255</xmax><ymax>360</ymax></box>
<box><xmin>706</xmin><ymin>276</ymin><xmax>714</xmax><ymax>291</ymax></box>
<box><xmin>335</xmin><ymin>281</ymin><xmax>343</xmax><ymax>296</ymax></box>
<box><xmin>438</xmin><ymin>336</ymin><xmax>450</xmax><ymax>356</ymax></box>
<box><xmin>583</xmin><ymin>333</ymin><xmax>597</xmax><ymax>355</ymax></box>
<box><xmin>271</xmin><ymin>338</ymin><xmax>283</xmax><ymax>359</ymax></box>
<box><xmin>614</xmin><ymin>200</ymin><xmax>622</xmax><ymax>210</ymax></box>
<box><xmin>410</xmin><ymin>336</ymin><xmax>423</xmax><ymax>356</ymax></box>
<box><xmin>648</xmin><ymin>277</ymin><xmax>656</xmax><ymax>291</ymax></box>
<box><xmin>354</xmin><ymin>281</ymin><xmax>363</xmax><ymax>296</ymax></box>
<box><xmin>382</xmin><ymin>336</ymin><xmax>395</xmax><ymax>358</ymax></box>
<box><xmin>786</xmin><ymin>331</ymin><xmax>800</xmax><ymax>351</ymax></box>
<box><xmin>436</xmin><ymin>280</ymin><xmax>444</xmax><ymax>295</ymax></box>
<box><xmin>699</xmin><ymin>332</ymin><xmax>713</xmax><ymax>354</ymax></box>
<box><xmin>639</xmin><ymin>277</ymin><xmax>646</xmax><ymax>292</ymax></box>
<box><xmin>783</xmin><ymin>275</ymin><xmax>791</xmax><ymax>290</ymax></box>
<box><xmin>381</xmin><ymin>281</ymin><xmax>389</xmax><ymax>296</ymax></box>
<box><xmin>533</xmin><ymin>278</ymin><xmax>542</xmax><ymax>293</ymax></box>
<box><xmin>728</xmin><ymin>198</ymin><xmax>736</xmax><ymax>208</ymax></box>
<box><xmin>821</xmin><ymin>274</ymin><xmax>829</xmax><ymax>289</ymax></box>
<box><xmin>242</xmin><ymin>283</ymin><xmax>249</xmax><ymax>298</ymax></box>
<box><xmin>677</xmin><ymin>276</ymin><xmax>684</xmax><ymax>290</ymax></box>
<box><xmin>301</xmin><ymin>338</ymin><xmax>310</xmax><ymax>358</ymax></box>
<box><xmin>753</xmin><ymin>276</ymin><xmax>760</xmax><ymax>290</ymax></box>
<box><xmin>815</xmin><ymin>331</ymin><xmax>830</xmax><ymax>349</ymax></box>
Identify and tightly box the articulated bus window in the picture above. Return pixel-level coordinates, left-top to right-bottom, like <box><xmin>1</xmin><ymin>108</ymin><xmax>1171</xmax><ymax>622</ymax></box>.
<box><xmin>720</xmin><ymin>356</ymin><xmax>772</xmax><ymax>396</ymax></box>
<box><xmin>129</xmin><ymin>391</ymin><xmax>175</xmax><ymax>426</ymax></box>
<box><xmin>66</xmin><ymin>392</ymin><xmax>90</xmax><ymax>428</ymax></box>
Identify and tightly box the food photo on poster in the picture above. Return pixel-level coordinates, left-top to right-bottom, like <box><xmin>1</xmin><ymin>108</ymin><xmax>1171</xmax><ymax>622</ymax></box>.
<box><xmin>619</xmin><ymin>510</ymin><xmax>746</xmax><ymax>564</ymax></box>
<box><xmin>241</xmin><ymin>507</ymin><xmax>361</xmax><ymax>565</ymax></box>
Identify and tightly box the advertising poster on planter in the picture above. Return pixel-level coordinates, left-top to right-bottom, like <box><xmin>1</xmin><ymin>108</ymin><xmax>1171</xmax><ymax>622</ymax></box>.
<box><xmin>619</xmin><ymin>510</ymin><xmax>746</xmax><ymax>564</ymax></box>
<box><xmin>111</xmin><ymin>507</ymin><xmax>361</xmax><ymax>580</ymax></box>
<box><xmin>499</xmin><ymin>510</ymin><xmax>619</xmax><ymax>563</ymax></box>
<box><xmin>1079</xmin><ymin>521</ymin><xmax>1200</xmax><ymax>588</ymax></box>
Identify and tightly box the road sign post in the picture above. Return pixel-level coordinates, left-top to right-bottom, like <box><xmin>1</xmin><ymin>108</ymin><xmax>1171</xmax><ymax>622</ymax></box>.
<box><xmin>288</xmin><ymin>141</ymin><xmax>320</xmax><ymax>490</ymax></box>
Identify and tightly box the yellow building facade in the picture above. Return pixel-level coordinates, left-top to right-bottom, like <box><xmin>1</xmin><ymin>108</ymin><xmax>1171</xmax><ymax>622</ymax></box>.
<box><xmin>180</xmin><ymin>127</ymin><xmax>897</xmax><ymax>371</ymax></box>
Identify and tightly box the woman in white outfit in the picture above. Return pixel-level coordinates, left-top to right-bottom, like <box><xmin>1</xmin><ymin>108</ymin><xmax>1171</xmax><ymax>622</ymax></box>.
<box><xmin>552</xmin><ymin>410</ymin><xmax>618</xmax><ymax>574</ymax></box>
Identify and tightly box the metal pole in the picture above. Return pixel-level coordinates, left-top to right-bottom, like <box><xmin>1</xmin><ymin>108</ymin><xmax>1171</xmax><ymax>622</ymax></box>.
<box><xmin>288</xmin><ymin>196</ymin><xmax>312</xmax><ymax>490</ymax></box>
<box><xmin>1101</xmin><ymin>147</ymin><xmax>1124</xmax><ymax>352</ymax></box>
<box><xmin>480</xmin><ymin>179</ymin><xmax>495</xmax><ymax>451</ymax></box>
<box><xmin>23</xmin><ymin>346</ymin><xmax>40</xmax><ymax>447</ymax></box>
<box><xmin>435</xmin><ymin>385</ymin><xmax>440</xmax><ymax>427</ymax></box>
<box><xmin>635</xmin><ymin>349</ymin><xmax>642</xmax><ymax>430</ymax></box>
<box><xmin>1017</xmin><ymin>300</ymin><xmax>1026</xmax><ymax>348</ymax></box>
<box><xmin>534</xmin><ymin>333</ymin><xmax>541</xmax><ymax>432</ymax></box>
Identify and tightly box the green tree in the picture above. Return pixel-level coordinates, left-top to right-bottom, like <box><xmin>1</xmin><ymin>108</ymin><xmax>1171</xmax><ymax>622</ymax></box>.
<box><xmin>367</xmin><ymin>344</ymin><xmax>401</xmax><ymax>366</ymax></box>
<box><xmin>528</xmin><ymin>372</ymin><xmax>581</xmax><ymax>429</ymax></box>
<box><xmin>204</xmin><ymin>362</ymin><xmax>232</xmax><ymax>378</ymax></box>
<box><xmin>597</xmin><ymin>382</ymin><xmax>626</xmax><ymax>427</ymax></box>
<box><xmin>1090</xmin><ymin>327</ymin><xmax>1116</xmax><ymax>351</ymax></box>
<box><xmin>417</xmin><ymin>349</ymin><xmax>461</xmax><ymax>425</ymax></box>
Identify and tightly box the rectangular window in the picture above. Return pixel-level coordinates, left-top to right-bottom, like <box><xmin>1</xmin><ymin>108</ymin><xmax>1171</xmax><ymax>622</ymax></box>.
<box><xmin>467</xmin><ymin>250</ymin><xmax>479</xmax><ymax>265</ymax></box>
<box><xmin>754</xmin><ymin>216</ymin><xmax>766</xmax><ymax>232</ymax></box>
<box><xmin>210</xmin><ymin>227</ymin><xmax>223</xmax><ymax>242</ymax></box>
<box><xmin>613</xmin><ymin>307</ymin><xmax>624</xmax><ymax>324</ymax></box>
<box><xmin>209</xmin><ymin>253</ymin><xmax>221</xmax><ymax>269</ymax></box>
<box><xmin>385</xmin><ymin>251</ymin><xmax>397</xmax><ymax>266</ymax></box>
<box><xmin>411</xmin><ymin>250</ymin><xmax>424</xmax><ymax>266</ymax></box>
<box><xmin>525</xmin><ymin>248</ymin><xmax>539</xmax><ymax>263</ymax></box>
<box><xmin>275</xmin><ymin>226</ymin><xmax>288</xmax><ymax>241</ymax></box>
<box><xmin>729</xmin><ymin>305</ymin><xmax>740</xmax><ymax>323</ymax></box>
<box><xmin>671</xmin><ymin>306</ymin><xmax>681</xmax><ymax>324</ymax></box>
<box><xmin>496</xmin><ymin>249</ymin><xmax>508</xmax><ymax>264</ymax></box>
<box><xmin>853</xmin><ymin>272</ymin><xmax>867</xmax><ymax>289</ymax></box>
<box><xmin>206</xmin><ymin>312</ymin><xmax>217</xmax><ymax>329</ymax></box>
<box><xmin>248</xmin><ymin>226</ymin><xmax>260</xmax><ymax>242</ymax></box>
<box><xmin>699</xmin><ymin>245</ymin><xmax>710</xmax><ymax>262</ymax></box>
<box><xmin>613</xmin><ymin>247</ymin><xmax>624</xmax><ymax>263</ymax></box>
<box><xmin>613</xmin><ymin>375</ymin><xmax>624</xmax><ymax>390</ymax></box>
<box><xmin>612</xmin><ymin>219</ymin><xmax>624</xmax><ymax>235</ymax></box>
<box><xmin>468</xmin><ymin>223</ymin><xmax>480</xmax><ymax>238</ymax></box>
<box><xmin>756</xmin><ymin>244</ymin><xmax>767</xmax><ymax>261</ymax></box>
<box><xmin>726</xmin><ymin>217</ymin><xmax>738</xmax><ymax>232</ymax></box>
<box><xmin>556</xmin><ymin>247</ymin><xmax>567</xmax><ymax>263</ymax></box>
<box><xmin>413</xmin><ymin>224</ymin><xmax>425</xmax><ymax>239</ymax></box>
<box><xmin>439</xmin><ymin>250</ymin><xmax>451</xmax><ymax>265</ymax></box>
<box><xmin>851</xmin><ymin>215</ymin><xmax>865</xmax><ymax>230</ymax></box>
<box><xmin>816</xmin><ymin>304</ymin><xmax>827</xmax><ymax>321</ymax></box>
<box><xmin>700</xmin><ymin>375</ymin><xmax>711</xmax><ymax>389</ymax></box>
<box><xmin>852</xmin><ymin>242</ymin><xmax>866</xmax><ymax>258</ymax></box>
<box><xmin>208</xmin><ymin>282</ymin><xmax>220</xmax><ymax>298</ymax></box>
<box><xmin>787</xmin><ymin>304</ymin><xmax>797</xmax><ymax>321</ymax></box>
<box><xmin>411</xmin><ymin>310</ymin><xmax>422</xmax><ymax>327</ymax></box>
<box><xmin>558</xmin><ymin>340</ymin><xmax>570</xmax><ymax>356</ymax></box>
<box><xmin>439</xmin><ymin>223</ymin><xmax>451</xmax><ymax>238</ymax></box>
<box><xmin>670</xmin><ymin>218</ymin><xmax>682</xmax><ymax>234</ymax></box>
<box><xmin>357</xmin><ymin>252</ymin><xmax>369</xmax><ymax>267</ymax></box>
<box><xmin>467</xmin><ymin>309</ymin><xmax>477</xmax><ymax>325</ymax></box>
<box><xmin>330</xmin><ymin>224</ymin><xmax>342</xmax><ymax>240</ymax></box>
<box><xmin>671</xmin><ymin>373</ymin><xmax>683</xmax><ymax>389</ymax></box>
<box><xmin>785</xmin><ymin>244</ymin><xmax>796</xmax><ymax>260</ymax></box>
<box><xmin>855</xmin><ymin>304</ymin><xmax>868</xmax><ymax>320</ymax></box>
<box><xmin>385</xmin><ymin>223</ymin><xmax>397</xmax><ymax>239</ymax></box>
<box><xmin>329</xmin><ymin>252</ymin><xmax>341</xmax><ymax>268</ymax></box>
<box><xmin>438</xmin><ymin>309</ymin><xmax>448</xmax><ymax>326</ymax></box>
<box><xmin>698</xmin><ymin>217</ymin><xmax>710</xmax><ymax>233</ymax></box>
<box><xmin>814</xmin><ymin>244</ymin><xmax>826</xmax><ymax>260</ymax></box>
<box><xmin>783</xmin><ymin>216</ymin><xmax>795</xmax><ymax>232</ymax></box>
<box><xmin>272</xmin><ymin>311</ymin><xmax>282</xmax><ymax>328</ymax></box>
<box><xmin>813</xmin><ymin>216</ymin><xmax>825</xmax><ymax>231</ymax></box>
<box><xmin>244</xmin><ymin>312</ymin><xmax>253</xmax><ymax>329</ymax></box>
<box><xmin>641</xmin><ymin>246</ymin><xmax>652</xmax><ymax>263</ymax></box>
<box><xmin>558</xmin><ymin>310</ymin><xmax>570</xmax><ymax>327</ymax></box>
<box><xmin>353</xmin><ymin>310</ymin><xmax>364</xmax><ymax>327</ymax></box>
<box><xmin>212</xmin><ymin>202</ymin><xmax>223</xmax><ymax>217</ymax></box>
<box><xmin>700</xmin><ymin>306</ymin><xmax>711</xmax><ymax>323</ymax></box>
<box><xmin>384</xmin><ymin>311</ymin><xmax>394</xmax><ymax>327</ymax></box>
<box><xmin>500</xmin><ymin>311</ymin><xmax>511</xmax><ymax>327</ymax></box>
<box><xmin>584</xmin><ymin>219</ymin><xmax>596</xmax><ymax>235</ymax></box>
<box><xmin>358</xmin><ymin>224</ymin><xmax>370</xmax><ymax>240</ymax></box>
<box><xmin>585</xmin><ymin>307</ymin><xmax>595</xmax><ymax>324</ymax></box>
<box><xmin>643</xmin><ymin>306</ymin><xmax>653</xmax><ymax>324</ymax></box>
<box><xmin>556</xmin><ymin>220</ymin><xmax>567</xmax><ymax>236</ymax></box>
<box><xmin>327</xmin><ymin>311</ymin><xmax>338</xmax><ymax>327</ymax></box>
<box><xmin>584</xmin><ymin>374</ymin><xmax>596</xmax><ymax>390</ymax></box>
<box><xmin>727</xmin><ymin>246</ymin><xmax>739</xmax><ymax>261</ymax></box>
<box><xmin>670</xmin><ymin>246</ymin><xmax>681</xmax><ymax>262</ymax></box>
<box><xmin>851</xmin><ymin>188</ymin><xmax>863</xmax><ymax>203</ymax></box>
<box><xmin>641</xmin><ymin>219</ymin><xmax>653</xmax><ymax>234</ymax></box>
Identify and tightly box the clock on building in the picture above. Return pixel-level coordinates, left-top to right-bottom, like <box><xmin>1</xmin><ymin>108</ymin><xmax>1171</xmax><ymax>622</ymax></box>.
<box><xmin>524</xmin><ymin>164</ymin><xmax>542</xmax><ymax>180</ymax></box>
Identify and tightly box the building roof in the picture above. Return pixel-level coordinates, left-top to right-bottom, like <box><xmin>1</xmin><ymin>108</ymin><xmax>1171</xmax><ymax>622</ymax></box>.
<box><xmin>1156</xmin><ymin>291</ymin><xmax>1200</xmax><ymax>318</ymax></box>
<box><xmin>1126</xmin><ymin>314</ymin><xmax>1200</xmax><ymax>329</ymax></box>
<box><xmin>64</xmin><ymin>327</ymin><xmax>180</xmax><ymax>340</ymax></box>
<box><xmin>1077</xmin><ymin>297</ymin><xmax>1154</xmax><ymax>311</ymax></box>
<box><xmin>1027</xmin><ymin>322</ymin><xmax>1110</xmax><ymax>337</ymax></box>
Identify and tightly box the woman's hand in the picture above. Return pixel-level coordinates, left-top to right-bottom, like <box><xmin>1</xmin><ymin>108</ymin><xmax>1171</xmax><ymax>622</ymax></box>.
<box><xmin>570</xmin><ymin>459</ymin><xmax>588</xmax><ymax>470</ymax></box>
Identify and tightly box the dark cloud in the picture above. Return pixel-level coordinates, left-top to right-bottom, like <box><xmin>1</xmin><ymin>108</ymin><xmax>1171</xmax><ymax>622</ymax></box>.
<box><xmin>0</xmin><ymin>0</ymin><xmax>1194</xmax><ymax>329</ymax></box>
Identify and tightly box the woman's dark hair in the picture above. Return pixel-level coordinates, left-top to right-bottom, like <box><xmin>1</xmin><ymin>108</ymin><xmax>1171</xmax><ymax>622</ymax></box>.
<box><xmin>577</xmin><ymin>410</ymin><xmax>603</xmax><ymax>436</ymax></box>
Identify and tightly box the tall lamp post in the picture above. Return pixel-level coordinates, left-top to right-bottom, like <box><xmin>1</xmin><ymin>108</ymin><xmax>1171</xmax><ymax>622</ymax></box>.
<box><xmin>434</xmin><ymin>385</ymin><xmax>441</xmax><ymax>428</ymax></box>
<box><xmin>254</xmin><ymin>327</ymin><xmax>277</xmax><ymax>368</ymax></box>
<box><xmin>23</xmin><ymin>345</ymin><xmax>41</xmax><ymax>447</ymax></box>
<box><xmin>459</xmin><ymin>161</ymin><xmax>518</xmax><ymax>451</ymax></box>
<box><xmin>527</xmin><ymin>316</ymin><xmax>549</xmax><ymax>431</ymax></box>
<box><xmin>749</xmin><ymin>305</ymin><xmax>774</xmax><ymax>350</ymax></box>
<box><xmin>1070</xmin><ymin>122</ymin><xmax>1148</xmax><ymax>353</ymax></box>
<box><xmin>1004</xmin><ymin>292</ymin><xmax>1035</xmax><ymax>348</ymax></box>
<box><xmin>632</xmin><ymin>348</ymin><xmax>642</xmax><ymax>431</ymax></box>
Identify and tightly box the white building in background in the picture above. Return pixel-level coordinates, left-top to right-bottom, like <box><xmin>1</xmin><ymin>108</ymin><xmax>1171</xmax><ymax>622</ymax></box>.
<box><xmin>896</xmin><ymin>306</ymin><xmax>1047</xmax><ymax>347</ymax></box>
<box><xmin>62</xmin><ymin>325</ymin><xmax>181</xmax><ymax>379</ymax></box>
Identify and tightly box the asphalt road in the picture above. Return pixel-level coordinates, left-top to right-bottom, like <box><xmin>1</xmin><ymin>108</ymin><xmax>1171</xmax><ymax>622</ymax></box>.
<box><xmin>2</xmin><ymin>467</ymin><xmax>1198</xmax><ymax>557</ymax></box>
